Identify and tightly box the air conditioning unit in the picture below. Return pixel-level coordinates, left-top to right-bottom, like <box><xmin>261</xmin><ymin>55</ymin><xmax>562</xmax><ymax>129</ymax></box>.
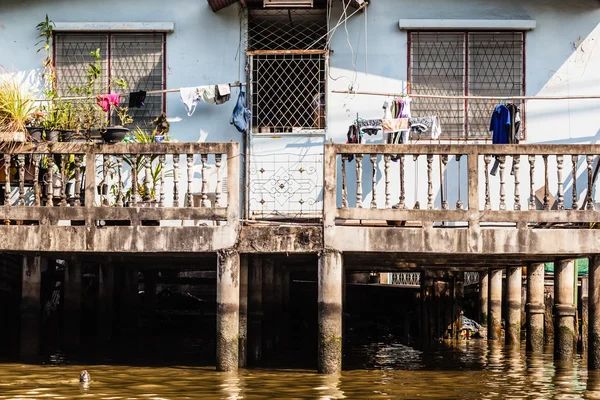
<box><xmin>263</xmin><ymin>0</ymin><xmax>313</xmax><ymax>7</ymax></box>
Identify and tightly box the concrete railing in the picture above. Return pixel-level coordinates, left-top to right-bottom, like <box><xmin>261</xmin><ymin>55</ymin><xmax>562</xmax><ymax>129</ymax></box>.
<box><xmin>324</xmin><ymin>143</ymin><xmax>600</xmax><ymax>227</ymax></box>
<box><xmin>0</xmin><ymin>142</ymin><xmax>240</xmax><ymax>226</ymax></box>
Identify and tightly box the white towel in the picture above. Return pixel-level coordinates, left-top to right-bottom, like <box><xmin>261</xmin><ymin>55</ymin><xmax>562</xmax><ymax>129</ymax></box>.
<box><xmin>198</xmin><ymin>85</ymin><xmax>216</xmax><ymax>104</ymax></box>
<box><xmin>180</xmin><ymin>87</ymin><xmax>200</xmax><ymax>116</ymax></box>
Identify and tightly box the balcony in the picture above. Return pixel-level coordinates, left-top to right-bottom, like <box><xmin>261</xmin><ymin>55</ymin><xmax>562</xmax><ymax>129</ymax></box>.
<box><xmin>323</xmin><ymin>143</ymin><xmax>600</xmax><ymax>266</ymax></box>
<box><xmin>2</xmin><ymin>142</ymin><xmax>600</xmax><ymax>262</ymax></box>
<box><xmin>0</xmin><ymin>142</ymin><xmax>239</xmax><ymax>253</ymax></box>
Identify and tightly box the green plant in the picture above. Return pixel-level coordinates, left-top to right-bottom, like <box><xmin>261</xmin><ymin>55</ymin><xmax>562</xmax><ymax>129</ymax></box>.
<box><xmin>36</xmin><ymin>15</ymin><xmax>56</xmax><ymax>100</ymax></box>
<box><xmin>123</xmin><ymin>127</ymin><xmax>173</xmax><ymax>202</ymax></box>
<box><xmin>0</xmin><ymin>75</ymin><xmax>39</xmax><ymax>141</ymax></box>
<box><xmin>115</xmin><ymin>107</ymin><xmax>133</xmax><ymax>127</ymax></box>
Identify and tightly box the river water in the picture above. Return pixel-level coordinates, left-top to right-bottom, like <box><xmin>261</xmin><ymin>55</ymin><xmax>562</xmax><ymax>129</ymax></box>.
<box><xmin>0</xmin><ymin>339</ymin><xmax>598</xmax><ymax>399</ymax></box>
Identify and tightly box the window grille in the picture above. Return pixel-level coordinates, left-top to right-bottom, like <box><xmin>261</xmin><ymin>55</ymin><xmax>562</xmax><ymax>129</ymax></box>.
<box><xmin>54</xmin><ymin>33</ymin><xmax>166</xmax><ymax>129</ymax></box>
<box><xmin>409</xmin><ymin>31</ymin><xmax>524</xmax><ymax>139</ymax></box>
<box><xmin>248</xmin><ymin>8</ymin><xmax>327</xmax><ymax>50</ymax></box>
<box><xmin>251</xmin><ymin>53</ymin><xmax>326</xmax><ymax>132</ymax></box>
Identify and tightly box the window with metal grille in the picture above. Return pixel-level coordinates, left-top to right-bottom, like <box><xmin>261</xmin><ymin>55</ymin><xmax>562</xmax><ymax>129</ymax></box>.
<box><xmin>248</xmin><ymin>8</ymin><xmax>327</xmax><ymax>132</ymax></box>
<box><xmin>409</xmin><ymin>31</ymin><xmax>524</xmax><ymax>139</ymax></box>
<box><xmin>54</xmin><ymin>33</ymin><xmax>166</xmax><ymax>129</ymax></box>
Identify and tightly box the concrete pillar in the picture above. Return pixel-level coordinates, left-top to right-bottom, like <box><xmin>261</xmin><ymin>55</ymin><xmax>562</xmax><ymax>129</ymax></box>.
<box><xmin>262</xmin><ymin>258</ymin><xmax>275</xmax><ymax>356</ymax></box>
<box><xmin>274</xmin><ymin>265</ymin><xmax>283</xmax><ymax>348</ymax></box>
<box><xmin>63</xmin><ymin>260</ymin><xmax>82</xmax><ymax>350</ymax></box>
<box><xmin>479</xmin><ymin>271</ymin><xmax>489</xmax><ymax>327</ymax></box>
<box><xmin>318</xmin><ymin>250</ymin><xmax>343</xmax><ymax>374</ymax></box>
<box><xmin>488</xmin><ymin>269</ymin><xmax>503</xmax><ymax>341</ymax></box>
<box><xmin>581</xmin><ymin>275</ymin><xmax>588</xmax><ymax>354</ymax></box>
<box><xmin>526</xmin><ymin>263</ymin><xmax>545</xmax><ymax>353</ymax></box>
<box><xmin>506</xmin><ymin>267</ymin><xmax>522</xmax><ymax>346</ymax></box>
<box><xmin>248</xmin><ymin>257</ymin><xmax>262</xmax><ymax>364</ymax></box>
<box><xmin>554</xmin><ymin>259</ymin><xmax>576</xmax><ymax>361</ymax></box>
<box><xmin>589</xmin><ymin>256</ymin><xmax>600</xmax><ymax>369</ymax></box>
<box><xmin>239</xmin><ymin>255</ymin><xmax>248</xmax><ymax>368</ymax></box>
<box><xmin>143</xmin><ymin>270</ymin><xmax>157</xmax><ymax>331</ymax></box>
<box><xmin>216</xmin><ymin>249</ymin><xmax>240</xmax><ymax>372</ymax></box>
<box><xmin>20</xmin><ymin>256</ymin><xmax>41</xmax><ymax>359</ymax></box>
<box><xmin>97</xmin><ymin>264</ymin><xmax>114</xmax><ymax>343</ymax></box>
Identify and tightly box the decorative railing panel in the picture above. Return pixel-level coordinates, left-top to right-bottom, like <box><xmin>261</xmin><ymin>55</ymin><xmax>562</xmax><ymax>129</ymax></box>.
<box><xmin>324</xmin><ymin>144</ymin><xmax>600</xmax><ymax>226</ymax></box>
<box><xmin>0</xmin><ymin>143</ymin><xmax>239</xmax><ymax>226</ymax></box>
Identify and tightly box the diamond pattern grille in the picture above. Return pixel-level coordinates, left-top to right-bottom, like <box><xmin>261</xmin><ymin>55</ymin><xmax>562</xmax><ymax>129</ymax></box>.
<box><xmin>54</xmin><ymin>33</ymin><xmax>165</xmax><ymax>129</ymax></box>
<box><xmin>251</xmin><ymin>54</ymin><xmax>326</xmax><ymax>131</ymax></box>
<box><xmin>410</xmin><ymin>31</ymin><xmax>524</xmax><ymax>139</ymax></box>
<box><xmin>248</xmin><ymin>8</ymin><xmax>327</xmax><ymax>50</ymax></box>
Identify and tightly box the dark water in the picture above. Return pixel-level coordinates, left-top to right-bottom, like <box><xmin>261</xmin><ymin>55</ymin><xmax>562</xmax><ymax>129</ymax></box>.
<box><xmin>1</xmin><ymin>340</ymin><xmax>599</xmax><ymax>399</ymax></box>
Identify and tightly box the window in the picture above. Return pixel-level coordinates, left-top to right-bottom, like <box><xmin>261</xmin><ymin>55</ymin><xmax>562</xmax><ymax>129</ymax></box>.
<box><xmin>248</xmin><ymin>8</ymin><xmax>327</xmax><ymax>133</ymax></box>
<box><xmin>409</xmin><ymin>31</ymin><xmax>524</xmax><ymax>139</ymax></box>
<box><xmin>54</xmin><ymin>33</ymin><xmax>166</xmax><ymax>129</ymax></box>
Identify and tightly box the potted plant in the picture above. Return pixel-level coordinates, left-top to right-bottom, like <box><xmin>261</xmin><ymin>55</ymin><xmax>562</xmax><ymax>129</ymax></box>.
<box><xmin>0</xmin><ymin>74</ymin><xmax>38</xmax><ymax>145</ymax></box>
<box><xmin>101</xmin><ymin>106</ymin><xmax>133</xmax><ymax>143</ymax></box>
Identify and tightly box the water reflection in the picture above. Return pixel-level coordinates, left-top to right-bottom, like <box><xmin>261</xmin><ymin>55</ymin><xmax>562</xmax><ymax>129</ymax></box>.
<box><xmin>0</xmin><ymin>340</ymin><xmax>596</xmax><ymax>399</ymax></box>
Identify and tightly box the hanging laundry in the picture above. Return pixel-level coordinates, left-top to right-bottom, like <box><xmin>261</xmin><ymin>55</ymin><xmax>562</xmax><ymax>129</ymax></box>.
<box><xmin>198</xmin><ymin>85</ymin><xmax>216</xmax><ymax>104</ymax></box>
<box><xmin>215</xmin><ymin>84</ymin><xmax>231</xmax><ymax>105</ymax></box>
<box><xmin>345</xmin><ymin>124</ymin><xmax>361</xmax><ymax>162</ymax></box>
<box><xmin>382</xmin><ymin>118</ymin><xmax>409</xmax><ymax>133</ymax></box>
<box><xmin>96</xmin><ymin>94</ymin><xmax>121</xmax><ymax>112</ymax></box>
<box><xmin>505</xmin><ymin>103</ymin><xmax>521</xmax><ymax>144</ymax></box>
<box><xmin>180</xmin><ymin>87</ymin><xmax>201</xmax><ymax>116</ymax></box>
<box><xmin>230</xmin><ymin>90</ymin><xmax>251</xmax><ymax>133</ymax></box>
<box><xmin>128</xmin><ymin>90</ymin><xmax>147</xmax><ymax>109</ymax></box>
<box><xmin>356</xmin><ymin>119</ymin><xmax>383</xmax><ymax>136</ymax></box>
<box><xmin>408</xmin><ymin>116</ymin><xmax>442</xmax><ymax>140</ymax></box>
<box><xmin>489</xmin><ymin>104</ymin><xmax>511</xmax><ymax>144</ymax></box>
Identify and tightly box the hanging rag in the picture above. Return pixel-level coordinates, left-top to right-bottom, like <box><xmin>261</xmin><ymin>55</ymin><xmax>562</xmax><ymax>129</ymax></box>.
<box><xmin>215</xmin><ymin>84</ymin><xmax>231</xmax><ymax>105</ymax></box>
<box><xmin>356</xmin><ymin>119</ymin><xmax>383</xmax><ymax>136</ymax></box>
<box><xmin>382</xmin><ymin>118</ymin><xmax>409</xmax><ymax>133</ymax></box>
<box><xmin>96</xmin><ymin>94</ymin><xmax>121</xmax><ymax>112</ymax></box>
<box><xmin>198</xmin><ymin>85</ymin><xmax>216</xmax><ymax>104</ymax></box>
<box><xmin>180</xmin><ymin>87</ymin><xmax>201</xmax><ymax>116</ymax></box>
<box><xmin>230</xmin><ymin>90</ymin><xmax>251</xmax><ymax>133</ymax></box>
<box><xmin>408</xmin><ymin>116</ymin><xmax>442</xmax><ymax>140</ymax></box>
<box><xmin>346</xmin><ymin>124</ymin><xmax>361</xmax><ymax>162</ymax></box>
<box><xmin>128</xmin><ymin>90</ymin><xmax>147</xmax><ymax>109</ymax></box>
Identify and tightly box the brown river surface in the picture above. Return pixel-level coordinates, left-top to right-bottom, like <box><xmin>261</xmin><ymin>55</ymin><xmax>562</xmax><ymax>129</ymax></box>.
<box><xmin>0</xmin><ymin>339</ymin><xmax>599</xmax><ymax>399</ymax></box>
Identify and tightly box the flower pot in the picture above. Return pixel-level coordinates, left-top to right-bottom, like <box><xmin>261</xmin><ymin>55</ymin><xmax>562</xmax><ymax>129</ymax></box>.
<box><xmin>101</xmin><ymin>127</ymin><xmax>129</xmax><ymax>144</ymax></box>
<box><xmin>46</xmin><ymin>130</ymin><xmax>60</xmax><ymax>142</ymax></box>
<box><xmin>59</xmin><ymin>130</ymin><xmax>75</xmax><ymax>142</ymax></box>
<box><xmin>97</xmin><ymin>184</ymin><xmax>109</xmax><ymax>195</ymax></box>
<box><xmin>26</xmin><ymin>127</ymin><xmax>44</xmax><ymax>142</ymax></box>
<box><xmin>154</xmin><ymin>135</ymin><xmax>164</xmax><ymax>143</ymax></box>
<box><xmin>65</xmin><ymin>182</ymin><xmax>74</xmax><ymax>198</ymax></box>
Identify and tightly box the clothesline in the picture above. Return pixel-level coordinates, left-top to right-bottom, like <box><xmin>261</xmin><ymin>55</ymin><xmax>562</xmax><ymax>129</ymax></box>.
<box><xmin>34</xmin><ymin>81</ymin><xmax>246</xmax><ymax>102</ymax></box>
<box><xmin>332</xmin><ymin>89</ymin><xmax>600</xmax><ymax>101</ymax></box>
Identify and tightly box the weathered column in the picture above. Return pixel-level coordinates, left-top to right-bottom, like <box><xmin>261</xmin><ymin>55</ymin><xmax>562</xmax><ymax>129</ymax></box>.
<box><xmin>581</xmin><ymin>275</ymin><xmax>589</xmax><ymax>354</ymax></box>
<box><xmin>589</xmin><ymin>256</ymin><xmax>600</xmax><ymax>369</ymax></box>
<box><xmin>318</xmin><ymin>250</ymin><xmax>343</xmax><ymax>374</ymax></box>
<box><xmin>488</xmin><ymin>269</ymin><xmax>503</xmax><ymax>341</ymax></box>
<box><xmin>239</xmin><ymin>255</ymin><xmax>248</xmax><ymax>367</ymax></box>
<box><xmin>554</xmin><ymin>259</ymin><xmax>576</xmax><ymax>361</ymax></box>
<box><xmin>262</xmin><ymin>258</ymin><xmax>275</xmax><ymax>356</ymax></box>
<box><xmin>97</xmin><ymin>264</ymin><xmax>114</xmax><ymax>343</ymax></box>
<box><xmin>479</xmin><ymin>271</ymin><xmax>489</xmax><ymax>327</ymax></box>
<box><xmin>506</xmin><ymin>267</ymin><xmax>522</xmax><ymax>346</ymax></box>
<box><xmin>216</xmin><ymin>249</ymin><xmax>240</xmax><ymax>372</ymax></box>
<box><xmin>248</xmin><ymin>257</ymin><xmax>263</xmax><ymax>364</ymax></box>
<box><xmin>143</xmin><ymin>270</ymin><xmax>157</xmax><ymax>331</ymax></box>
<box><xmin>526</xmin><ymin>263</ymin><xmax>545</xmax><ymax>353</ymax></box>
<box><xmin>20</xmin><ymin>256</ymin><xmax>41</xmax><ymax>359</ymax></box>
<box><xmin>64</xmin><ymin>260</ymin><xmax>82</xmax><ymax>350</ymax></box>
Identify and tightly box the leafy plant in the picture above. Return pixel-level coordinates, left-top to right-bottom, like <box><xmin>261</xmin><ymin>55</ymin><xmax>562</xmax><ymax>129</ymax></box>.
<box><xmin>0</xmin><ymin>74</ymin><xmax>38</xmax><ymax>142</ymax></box>
<box><xmin>35</xmin><ymin>15</ymin><xmax>56</xmax><ymax>100</ymax></box>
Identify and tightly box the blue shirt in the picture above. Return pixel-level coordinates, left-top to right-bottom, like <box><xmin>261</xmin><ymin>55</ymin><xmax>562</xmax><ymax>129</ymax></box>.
<box><xmin>489</xmin><ymin>104</ymin><xmax>511</xmax><ymax>144</ymax></box>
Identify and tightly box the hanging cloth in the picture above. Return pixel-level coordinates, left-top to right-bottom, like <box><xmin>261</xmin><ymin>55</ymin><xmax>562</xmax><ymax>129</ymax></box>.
<box><xmin>96</xmin><ymin>94</ymin><xmax>120</xmax><ymax>112</ymax></box>
<box><xmin>128</xmin><ymin>90</ymin><xmax>147</xmax><ymax>109</ymax></box>
<box><xmin>230</xmin><ymin>90</ymin><xmax>251</xmax><ymax>133</ymax></box>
